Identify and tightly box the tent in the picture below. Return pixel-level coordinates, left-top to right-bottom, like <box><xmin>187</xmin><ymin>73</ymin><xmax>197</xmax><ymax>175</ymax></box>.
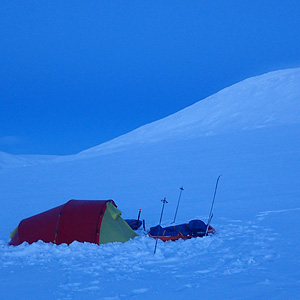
<box><xmin>9</xmin><ymin>200</ymin><xmax>138</xmax><ymax>246</ymax></box>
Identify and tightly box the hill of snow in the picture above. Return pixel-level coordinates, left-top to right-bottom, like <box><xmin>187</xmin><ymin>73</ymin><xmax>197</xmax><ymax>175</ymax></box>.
<box><xmin>77</xmin><ymin>68</ymin><xmax>300</xmax><ymax>157</ymax></box>
<box><xmin>0</xmin><ymin>68</ymin><xmax>299</xmax><ymax>299</ymax></box>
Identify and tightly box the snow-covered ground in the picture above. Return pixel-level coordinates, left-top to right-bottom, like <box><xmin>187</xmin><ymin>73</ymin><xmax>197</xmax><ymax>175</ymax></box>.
<box><xmin>1</xmin><ymin>68</ymin><xmax>300</xmax><ymax>299</ymax></box>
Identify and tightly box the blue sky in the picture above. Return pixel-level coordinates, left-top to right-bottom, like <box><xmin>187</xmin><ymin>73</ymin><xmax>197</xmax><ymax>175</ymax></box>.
<box><xmin>1</xmin><ymin>1</ymin><xmax>300</xmax><ymax>155</ymax></box>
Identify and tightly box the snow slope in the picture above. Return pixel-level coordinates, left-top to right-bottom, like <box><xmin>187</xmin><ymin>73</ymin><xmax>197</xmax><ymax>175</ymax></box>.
<box><xmin>0</xmin><ymin>68</ymin><xmax>300</xmax><ymax>300</ymax></box>
<box><xmin>77</xmin><ymin>68</ymin><xmax>300</xmax><ymax>157</ymax></box>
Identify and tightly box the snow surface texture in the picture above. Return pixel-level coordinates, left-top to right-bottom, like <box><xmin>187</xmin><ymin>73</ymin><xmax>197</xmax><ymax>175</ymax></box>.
<box><xmin>1</xmin><ymin>68</ymin><xmax>300</xmax><ymax>299</ymax></box>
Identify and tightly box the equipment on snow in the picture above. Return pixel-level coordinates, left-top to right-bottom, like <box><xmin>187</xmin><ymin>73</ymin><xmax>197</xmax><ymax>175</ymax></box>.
<box><xmin>125</xmin><ymin>219</ymin><xmax>143</xmax><ymax>230</ymax></box>
<box><xmin>125</xmin><ymin>209</ymin><xmax>144</xmax><ymax>230</ymax></box>
<box><xmin>149</xmin><ymin>219</ymin><xmax>215</xmax><ymax>241</ymax></box>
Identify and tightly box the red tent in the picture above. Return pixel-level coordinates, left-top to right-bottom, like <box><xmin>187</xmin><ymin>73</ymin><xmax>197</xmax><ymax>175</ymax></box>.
<box><xmin>9</xmin><ymin>200</ymin><xmax>137</xmax><ymax>246</ymax></box>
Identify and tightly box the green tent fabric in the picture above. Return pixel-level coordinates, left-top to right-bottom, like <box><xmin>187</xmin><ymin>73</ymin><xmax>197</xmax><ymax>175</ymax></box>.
<box><xmin>99</xmin><ymin>201</ymin><xmax>138</xmax><ymax>244</ymax></box>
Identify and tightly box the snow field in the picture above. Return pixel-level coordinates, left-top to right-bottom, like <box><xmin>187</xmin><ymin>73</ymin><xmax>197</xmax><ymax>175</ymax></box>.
<box><xmin>0</xmin><ymin>214</ymin><xmax>280</xmax><ymax>300</ymax></box>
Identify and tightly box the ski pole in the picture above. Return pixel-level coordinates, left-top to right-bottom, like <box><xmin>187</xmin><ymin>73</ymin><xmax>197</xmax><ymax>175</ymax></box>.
<box><xmin>154</xmin><ymin>197</ymin><xmax>168</xmax><ymax>254</ymax></box>
<box><xmin>171</xmin><ymin>186</ymin><xmax>184</xmax><ymax>224</ymax></box>
<box><xmin>205</xmin><ymin>175</ymin><xmax>222</xmax><ymax>236</ymax></box>
<box><xmin>136</xmin><ymin>208</ymin><xmax>142</xmax><ymax>229</ymax></box>
<box><xmin>142</xmin><ymin>219</ymin><xmax>146</xmax><ymax>231</ymax></box>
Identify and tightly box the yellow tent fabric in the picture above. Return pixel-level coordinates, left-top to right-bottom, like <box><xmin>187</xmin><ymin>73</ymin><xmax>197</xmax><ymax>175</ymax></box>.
<box><xmin>99</xmin><ymin>202</ymin><xmax>138</xmax><ymax>244</ymax></box>
<box><xmin>10</xmin><ymin>227</ymin><xmax>18</xmax><ymax>239</ymax></box>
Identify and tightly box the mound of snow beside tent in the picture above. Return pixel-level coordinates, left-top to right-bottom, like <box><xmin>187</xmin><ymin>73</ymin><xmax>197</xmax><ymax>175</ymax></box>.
<box><xmin>1</xmin><ymin>68</ymin><xmax>300</xmax><ymax>300</ymax></box>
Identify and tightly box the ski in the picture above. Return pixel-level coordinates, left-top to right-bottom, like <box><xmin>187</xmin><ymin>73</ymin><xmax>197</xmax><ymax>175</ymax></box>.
<box><xmin>170</xmin><ymin>186</ymin><xmax>184</xmax><ymax>224</ymax></box>
<box><xmin>205</xmin><ymin>175</ymin><xmax>222</xmax><ymax>236</ymax></box>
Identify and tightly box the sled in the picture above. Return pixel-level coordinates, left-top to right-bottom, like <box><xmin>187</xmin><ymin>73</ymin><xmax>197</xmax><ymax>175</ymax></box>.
<box><xmin>148</xmin><ymin>220</ymin><xmax>215</xmax><ymax>242</ymax></box>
